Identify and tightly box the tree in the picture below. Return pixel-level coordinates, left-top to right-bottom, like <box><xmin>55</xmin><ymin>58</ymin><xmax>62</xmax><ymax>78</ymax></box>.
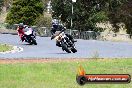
<box><xmin>51</xmin><ymin>0</ymin><xmax>131</xmax><ymax>33</ymax></box>
<box><xmin>6</xmin><ymin>0</ymin><xmax>44</xmax><ymax>25</ymax></box>
<box><xmin>35</xmin><ymin>0</ymin><xmax>52</xmax><ymax>27</ymax></box>
<box><xmin>35</xmin><ymin>13</ymin><xmax>52</xmax><ymax>27</ymax></box>
<box><xmin>106</xmin><ymin>0</ymin><xmax>128</xmax><ymax>32</ymax></box>
<box><xmin>123</xmin><ymin>0</ymin><xmax>132</xmax><ymax>35</ymax></box>
<box><xmin>108</xmin><ymin>0</ymin><xmax>132</xmax><ymax>34</ymax></box>
<box><xmin>0</xmin><ymin>0</ymin><xmax>4</xmax><ymax>12</ymax></box>
<box><xmin>51</xmin><ymin>0</ymin><xmax>109</xmax><ymax>31</ymax></box>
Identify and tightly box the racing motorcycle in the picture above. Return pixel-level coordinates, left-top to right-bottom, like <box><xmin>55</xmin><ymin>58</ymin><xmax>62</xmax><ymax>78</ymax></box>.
<box><xmin>22</xmin><ymin>28</ymin><xmax>37</xmax><ymax>45</ymax></box>
<box><xmin>51</xmin><ymin>31</ymin><xmax>77</xmax><ymax>53</ymax></box>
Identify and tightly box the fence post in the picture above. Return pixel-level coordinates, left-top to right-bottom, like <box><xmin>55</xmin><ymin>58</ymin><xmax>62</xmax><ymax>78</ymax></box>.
<box><xmin>71</xmin><ymin>30</ymin><xmax>79</xmax><ymax>39</ymax></box>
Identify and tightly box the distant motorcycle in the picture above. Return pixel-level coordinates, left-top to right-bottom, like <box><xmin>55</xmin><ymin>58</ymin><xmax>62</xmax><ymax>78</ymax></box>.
<box><xmin>22</xmin><ymin>28</ymin><xmax>37</xmax><ymax>45</ymax></box>
<box><xmin>51</xmin><ymin>31</ymin><xmax>77</xmax><ymax>53</ymax></box>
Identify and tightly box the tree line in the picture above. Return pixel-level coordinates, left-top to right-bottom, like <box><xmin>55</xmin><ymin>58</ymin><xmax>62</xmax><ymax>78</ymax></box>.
<box><xmin>51</xmin><ymin>0</ymin><xmax>132</xmax><ymax>34</ymax></box>
<box><xmin>0</xmin><ymin>0</ymin><xmax>131</xmax><ymax>35</ymax></box>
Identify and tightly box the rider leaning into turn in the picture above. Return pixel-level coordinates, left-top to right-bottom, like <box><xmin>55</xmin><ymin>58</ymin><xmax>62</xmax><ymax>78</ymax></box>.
<box><xmin>51</xmin><ymin>19</ymin><xmax>77</xmax><ymax>47</ymax></box>
<box><xmin>17</xmin><ymin>23</ymin><xmax>25</xmax><ymax>42</ymax></box>
<box><xmin>17</xmin><ymin>23</ymin><xmax>32</xmax><ymax>42</ymax></box>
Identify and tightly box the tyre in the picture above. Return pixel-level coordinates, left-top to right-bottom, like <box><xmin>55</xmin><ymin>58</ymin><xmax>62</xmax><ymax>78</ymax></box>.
<box><xmin>31</xmin><ymin>38</ymin><xmax>37</xmax><ymax>45</ymax></box>
<box><xmin>61</xmin><ymin>42</ymin><xmax>71</xmax><ymax>53</ymax></box>
<box><xmin>71</xmin><ymin>47</ymin><xmax>77</xmax><ymax>53</ymax></box>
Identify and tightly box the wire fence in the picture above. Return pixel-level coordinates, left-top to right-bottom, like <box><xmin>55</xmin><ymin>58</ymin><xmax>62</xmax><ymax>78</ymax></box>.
<box><xmin>0</xmin><ymin>23</ymin><xmax>132</xmax><ymax>41</ymax></box>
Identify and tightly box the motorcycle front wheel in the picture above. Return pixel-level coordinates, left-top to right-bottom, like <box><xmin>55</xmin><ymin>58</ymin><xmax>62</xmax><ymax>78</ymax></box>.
<box><xmin>71</xmin><ymin>47</ymin><xmax>77</xmax><ymax>53</ymax></box>
<box><xmin>61</xmin><ymin>42</ymin><xmax>71</xmax><ymax>53</ymax></box>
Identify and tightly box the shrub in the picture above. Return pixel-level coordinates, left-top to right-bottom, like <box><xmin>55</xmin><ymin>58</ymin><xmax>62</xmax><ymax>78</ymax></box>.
<box><xmin>5</xmin><ymin>0</ymin><xmax>44</xmax><ymax>26</ymax></box>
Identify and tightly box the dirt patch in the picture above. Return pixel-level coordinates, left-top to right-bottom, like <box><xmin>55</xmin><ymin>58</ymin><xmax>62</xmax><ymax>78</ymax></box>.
<box><xmin>0</xmin><ymin>58</ymin><xmax>89</xmax><ymax>64</ymax></box>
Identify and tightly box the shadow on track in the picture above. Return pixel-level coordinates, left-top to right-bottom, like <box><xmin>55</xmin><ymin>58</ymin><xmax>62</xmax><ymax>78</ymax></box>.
<box><xmin>21</xmin><ymin>43</ymin><xmax>33</xmax><ymax>46</ymax></box>
<box><xmin>49</xmin><ymin>52</ymin><xmax>70</xmax><ymax>54</ymax></box>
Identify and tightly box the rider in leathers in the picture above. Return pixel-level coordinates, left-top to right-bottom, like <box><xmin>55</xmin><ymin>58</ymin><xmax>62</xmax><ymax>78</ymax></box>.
<box><xmin>51</xmin><ymin>19</ymin><xmax>76</xmax><ymax>47</ymax></box>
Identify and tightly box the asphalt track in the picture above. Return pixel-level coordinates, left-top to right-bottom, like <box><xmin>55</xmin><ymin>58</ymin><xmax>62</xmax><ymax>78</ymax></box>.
<box><xmin>0</xmin><ymin>34</ymin><xmax>132</xmax><ymax>58</ymax></box>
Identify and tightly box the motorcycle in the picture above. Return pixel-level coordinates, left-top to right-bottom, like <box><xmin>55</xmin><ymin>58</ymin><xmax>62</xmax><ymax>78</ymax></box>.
<box><xmin>22</xmin><ymin>28</ymin><xmax>37</xmax><ymax>45</ymax></box>
<box><xmin>51</xmin><ymin>31</ymin><xmax>77</xmax><ymax>53</ymax></box>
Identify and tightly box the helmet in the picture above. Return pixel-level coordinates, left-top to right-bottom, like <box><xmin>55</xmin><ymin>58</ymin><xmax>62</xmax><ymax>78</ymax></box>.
<box><xmin>24</xmin><ymin>25</ymin><xmax>28</xmax><ymax>28</ymax></box>
<box><xmin>52</xmin><ymin>19</ymin><xmax>61</xmax><ymax>29</ymax></box>
<box><xmin>19</xmin><ymin>23</ymin><xmax>24</xmax><ymax>29</ymax></box>
<box><xmin>24</xmin><ymin>27</ymin><xmax>29</xmax><ymax>32</ymax></box>
<box><xmin>52</xmin><ymin>19</ymin><xmax>59</xmax><ymax>25</ymax></box>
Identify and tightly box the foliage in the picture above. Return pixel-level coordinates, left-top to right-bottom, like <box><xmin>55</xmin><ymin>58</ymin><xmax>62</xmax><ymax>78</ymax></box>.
<box><xmin>5</xmin><ymin>0</ymin><xmax>44</xmax><ymax>25</ymax></box>
<box><xmin>0</xmin><ymin>44</ymin><xmax>12</xmax><ymax>52</ymax></box>
<box><xmin>51</xmin><ymin>0</ymin><xmax>109</xmax><ymax>31</ymax></box>
<box><xmin>35</xmin><ymin>13</ymin><xmax>52</xmax><ymax>27</ymax></box>
<box><xmin>108</xmin><ymin>0</ymin><xmax>132</xmax><ymax>34</ymax></box>
<box><xmin>35</xmin><ymin>0</ymin><xmax>52</xmax><ymax>27</ymax></box>
<box><xmin>51</xmin><ymin>0</ymin><xmax>131</xmax><ymax>33</ymax></box>
<box><xmin>0</xmin><ymin>0</ymin><xmax>4</xmax><ymax>12</ymax></box>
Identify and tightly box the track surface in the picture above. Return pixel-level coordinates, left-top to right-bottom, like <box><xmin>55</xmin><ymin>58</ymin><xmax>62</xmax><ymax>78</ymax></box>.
<box><xmin>0</xmin><ymin>34</ymin><xmax>132</xmax><ymax>58</ymax></box>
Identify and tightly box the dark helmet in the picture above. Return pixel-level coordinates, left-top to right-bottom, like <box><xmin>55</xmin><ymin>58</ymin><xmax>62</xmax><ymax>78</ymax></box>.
<box><xmin>19</xmin><ymin>23</ymin><xmax>24</xmax><ymax>29</ymax></box>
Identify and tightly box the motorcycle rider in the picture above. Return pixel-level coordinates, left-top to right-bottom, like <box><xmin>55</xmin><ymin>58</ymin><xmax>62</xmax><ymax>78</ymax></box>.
<box><xmin>17</xmin><ymin>23</ymin><xmax>25</xmax><ymax>42</ymax></box>
<box><xmin>51</xmin><ymin>19</ymin><xmax>76</xmax><ymax>47</ymax></box>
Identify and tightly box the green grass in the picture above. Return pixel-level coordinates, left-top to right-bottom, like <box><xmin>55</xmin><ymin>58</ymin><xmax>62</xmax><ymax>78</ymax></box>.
<box><xmin>0</xmin><ymin>44</ymin><xmax>12</xmax><ymax>52</ymax></box>
<box><xmin>0</xmin><ymin>59</ymin><xmax>132</xmax><ymax>88</ymax></box>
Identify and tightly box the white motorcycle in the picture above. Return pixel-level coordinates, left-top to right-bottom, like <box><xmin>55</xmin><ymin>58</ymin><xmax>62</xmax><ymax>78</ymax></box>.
<box><xmin>23</xmin><ymin>27</ymin><xmax>37</xmax><ymax>45</ymax></box>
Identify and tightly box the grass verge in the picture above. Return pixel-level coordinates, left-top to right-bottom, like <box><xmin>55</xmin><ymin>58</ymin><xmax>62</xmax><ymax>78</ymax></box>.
<box><xmin>0</xmin><ymin>44</ymin><xmax>12</xmax><ymax>52</ymax></box>
<box><xmin>0</xmin><ymin>59</ymin><xmax>132</xmax><ymax>88</ymax></box>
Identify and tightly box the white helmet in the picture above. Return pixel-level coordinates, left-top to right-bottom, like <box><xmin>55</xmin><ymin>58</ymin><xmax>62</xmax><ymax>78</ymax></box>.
<box><xmin>52</xmin><ymin>19</ymin><xmax>59</xmax><ymax>25</ymax></box>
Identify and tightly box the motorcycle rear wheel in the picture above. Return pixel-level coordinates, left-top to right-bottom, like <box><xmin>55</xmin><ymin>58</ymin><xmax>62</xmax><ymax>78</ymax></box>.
<box><xmin>31</xmin><ymin>38</ymin><xmax>37</xmax><ymax>45</ymax></box>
